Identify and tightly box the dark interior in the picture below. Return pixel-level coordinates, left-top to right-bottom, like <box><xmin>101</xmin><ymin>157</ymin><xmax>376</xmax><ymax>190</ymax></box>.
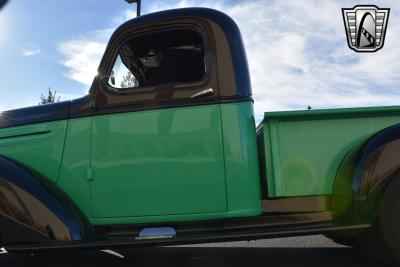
<box><xmin>118</xmin><ymin>28</ymin><xmax>205</xmax><ymax>88</ymax></box>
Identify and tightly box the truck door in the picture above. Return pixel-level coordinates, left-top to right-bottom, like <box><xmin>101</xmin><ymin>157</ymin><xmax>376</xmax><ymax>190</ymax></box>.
<box><xmin>90</xmin><ymin>26</ymin><xmax>227</xmax><ymax>221</ymax></box>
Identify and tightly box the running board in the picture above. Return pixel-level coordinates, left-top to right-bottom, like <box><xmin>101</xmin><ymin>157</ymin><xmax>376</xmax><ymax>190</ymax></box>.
<box><xmin>5</xmin><ymin>212</ymin><xmax>371</xmax><ymax>252</ymax></box>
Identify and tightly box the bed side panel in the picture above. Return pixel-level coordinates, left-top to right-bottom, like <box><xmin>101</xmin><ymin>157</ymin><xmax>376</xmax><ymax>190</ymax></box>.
<box><xmin>263</xmin><ymin>106</ymin><xmax>400</xmax><ymax>197</ymax></box>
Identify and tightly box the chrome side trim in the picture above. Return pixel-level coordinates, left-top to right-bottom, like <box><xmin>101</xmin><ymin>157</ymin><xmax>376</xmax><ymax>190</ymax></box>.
<box><xmin>136</xmin><ymin>227</ymin><xmax>176</xmax><ymax>240</ymax></box>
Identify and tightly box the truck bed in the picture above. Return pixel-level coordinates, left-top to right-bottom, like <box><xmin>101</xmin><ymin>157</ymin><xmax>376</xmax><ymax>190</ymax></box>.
<box><xmin>259</xmin><ymin>105</ymin><xmax>400</xmax><ymax>198</ymax></box>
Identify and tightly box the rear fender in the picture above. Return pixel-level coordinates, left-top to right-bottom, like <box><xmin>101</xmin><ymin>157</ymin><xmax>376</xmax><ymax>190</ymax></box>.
<box><xmin>332</xmin><ymin>123</ymin><xmax>400</xmax><ymax>224</ymax></box>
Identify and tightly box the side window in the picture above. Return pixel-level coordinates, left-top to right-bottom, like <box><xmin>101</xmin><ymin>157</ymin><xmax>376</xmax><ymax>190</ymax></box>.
<box><xmin>107</xmin><ymin>28</ymin><xmax>206</xmax><ymax>91</ymax></box>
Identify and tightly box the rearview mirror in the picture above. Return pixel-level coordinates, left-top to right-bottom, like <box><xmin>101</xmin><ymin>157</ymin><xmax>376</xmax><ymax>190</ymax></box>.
<box><xmin>110</xmin><ymin>71</ymin><xmax>116</xmax><ymax>86</ymax></box>
<box><xmin>100</xmin><ymin>71</ymin><xmax>116</xmax><ymax>87</ymax></box>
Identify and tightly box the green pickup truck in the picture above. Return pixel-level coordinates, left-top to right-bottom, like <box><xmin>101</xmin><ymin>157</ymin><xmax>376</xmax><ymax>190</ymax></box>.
<box><xmin>1</xmin><ymin>7</ymin><xmax>400</xmax><ymax>263</ymax></box>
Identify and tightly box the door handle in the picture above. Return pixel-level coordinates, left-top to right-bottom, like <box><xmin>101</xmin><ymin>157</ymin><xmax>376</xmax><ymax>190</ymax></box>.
<box><xmin>190</xmin><ymin>88</ymin><xmax>215</xmax><ymax>99</ymax></box>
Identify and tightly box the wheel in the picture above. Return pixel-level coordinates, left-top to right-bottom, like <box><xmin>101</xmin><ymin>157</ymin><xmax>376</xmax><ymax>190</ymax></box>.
<box><xmin>350</xmin><ymin>177</ymin><xmax>400</xmax><ymax>265</ymax></box>
<box><xmin>327</xmin><ymin>177</ymin><xmax>400</xmax><ymax>264</ymax></box>
<box><xmin>375</xmin><ymin>177</ymin><xmax>400</xmax><ymax>263</ymax></box>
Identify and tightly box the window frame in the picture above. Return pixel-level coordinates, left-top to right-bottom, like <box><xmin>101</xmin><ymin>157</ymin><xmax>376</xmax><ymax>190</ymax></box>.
<box><xmin>103</xmin><ymin>25</ymin><xmax>211</xmax><ymax>95</ymax></box>
<box><xmin>93</xmin><ymin>18</ymin><xmax>220</xmax><ymax>115</ymax></box>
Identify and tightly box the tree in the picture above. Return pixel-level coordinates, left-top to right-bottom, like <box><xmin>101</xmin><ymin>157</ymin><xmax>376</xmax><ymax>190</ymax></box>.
<box><xmin>120</xmin><ymin>72</ymin><xmax>138</xmax><ymax>88</ymax></box>
<box><xmin>39</xmin><ymin>87</ymin><xmax>60</xmax><ymax>105</ymax></box>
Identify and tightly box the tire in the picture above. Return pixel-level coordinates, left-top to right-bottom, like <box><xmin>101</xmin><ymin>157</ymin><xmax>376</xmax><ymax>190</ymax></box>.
<box><xmin>351</xmin><ymin>177</ymin><xmax>400</xmax><ymax>265</ymax></box>
<box><xmin>376</xmin><ymin>177</ymin><xmax>400</xmax><ymax>264</ymax></box>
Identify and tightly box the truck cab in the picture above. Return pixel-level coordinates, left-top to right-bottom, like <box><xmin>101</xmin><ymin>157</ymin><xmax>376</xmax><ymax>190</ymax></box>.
<box><xmin>70</xmin><ymin>8</ymin><xmax>262</xmax><ymax>224</ymax></box>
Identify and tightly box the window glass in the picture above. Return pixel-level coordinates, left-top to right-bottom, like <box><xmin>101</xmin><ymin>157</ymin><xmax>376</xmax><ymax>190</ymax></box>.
<box><xmin>109</xmin><ymin>55</ymin><xmax>139</xmax><ymax>88</ymax></box>
<box><xmin>107</xmin><ymin>29</ymin><xmax>205</xmax><ymax>90</ymax></box>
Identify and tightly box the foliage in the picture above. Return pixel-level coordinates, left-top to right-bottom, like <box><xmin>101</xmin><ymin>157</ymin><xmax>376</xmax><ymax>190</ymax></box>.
<box><xmin>39</xmin><ymin>87</ymin><xmax>60</xmax><ymax>105</ymax></box>
<box><xmin>120</xmin><ymin>72</ymin><xmax>138</xmax><ymax>88</ymax></box>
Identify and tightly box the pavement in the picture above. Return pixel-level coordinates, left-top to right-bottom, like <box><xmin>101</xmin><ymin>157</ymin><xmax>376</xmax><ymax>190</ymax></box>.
<box><xmin>0</xmin><ymin>235</ymin><xmax>395</xmax><ymax>266</ymax></box>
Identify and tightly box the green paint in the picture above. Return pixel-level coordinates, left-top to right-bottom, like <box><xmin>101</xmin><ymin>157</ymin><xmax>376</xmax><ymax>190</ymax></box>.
<box><xmin>85</xmin><ymin>102</ymin><xmax>262</xmax><ymax>224</ymax></box>
<box><xmin>57</xmin><ymin>117</ymin><xmax>93</xmax><ymax>217</ymax></box>
<box><xmin>220</xmin><ymin>102</ymin><xmax>262</xmax><ymax>216</ymax></box>
<box><xmin>262</xmin><ymin>105</ymin><xmax>400</xmax><ymax>197</ymax></box>
<box><xmin>5</xmin><ymin>101</ymin><xmax>400</xmax><ymax>224</ymax></box>
<box><xmin>0</xmin><ymin>103</ymin><xmax>261</xmax><ymax>225</ymax></box>
<box><xmin>90</xmin><ymin>104</ymin><xmax>228</xmax><ymax>220</ymax></box>
<box><xmin>0</xmin><ymin>121</ymin><xmax>68</xmax><ymax>183</ymax></box>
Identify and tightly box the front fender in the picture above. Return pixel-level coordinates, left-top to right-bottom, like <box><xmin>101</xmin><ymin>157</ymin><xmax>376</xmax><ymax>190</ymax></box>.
<box><xmin>0</xmin><ymin>156</ymin><xmax>92</xmax><ymax>246</ymax></box>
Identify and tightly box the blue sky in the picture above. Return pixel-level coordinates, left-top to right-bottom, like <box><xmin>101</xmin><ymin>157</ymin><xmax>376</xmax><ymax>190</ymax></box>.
<box><xmin>0</xmin><ymin>0</ymin><xmax>400</xmax><ymax>119</ymax></box>
<box><xmin>0</xmin><ymin>1</ymin><xmax>135</xmax><ymax>108</ymax></box>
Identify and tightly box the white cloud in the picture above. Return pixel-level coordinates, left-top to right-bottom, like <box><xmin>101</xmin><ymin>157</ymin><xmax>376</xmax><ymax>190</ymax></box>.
<box><xmin>148</xmin><ymin>0</ymin><xmax>400</xmax><ymax>119</ymax></box>
<box><xmin>58</xmin><ymin>30</ymin><xmax>111</xmax><ymax>86</ymax></box>
<box><xmin>58</xmin><ymin>0</ymin><xmax>400</xmax><ymax>119</ymax></box>
<box><xmin>57</xmin><ymin>9</ymin><xmax>137</xmax><ymax>87</ymax></box>
<box><xmin>21</xmin><ymin>48</ymin><xmax>41</xmax><ymax>57</ymax></box>
<box><xmin>113</xmin><ymin>9</ymin><xmax>137</xmax><ymax>26</ymax></box>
